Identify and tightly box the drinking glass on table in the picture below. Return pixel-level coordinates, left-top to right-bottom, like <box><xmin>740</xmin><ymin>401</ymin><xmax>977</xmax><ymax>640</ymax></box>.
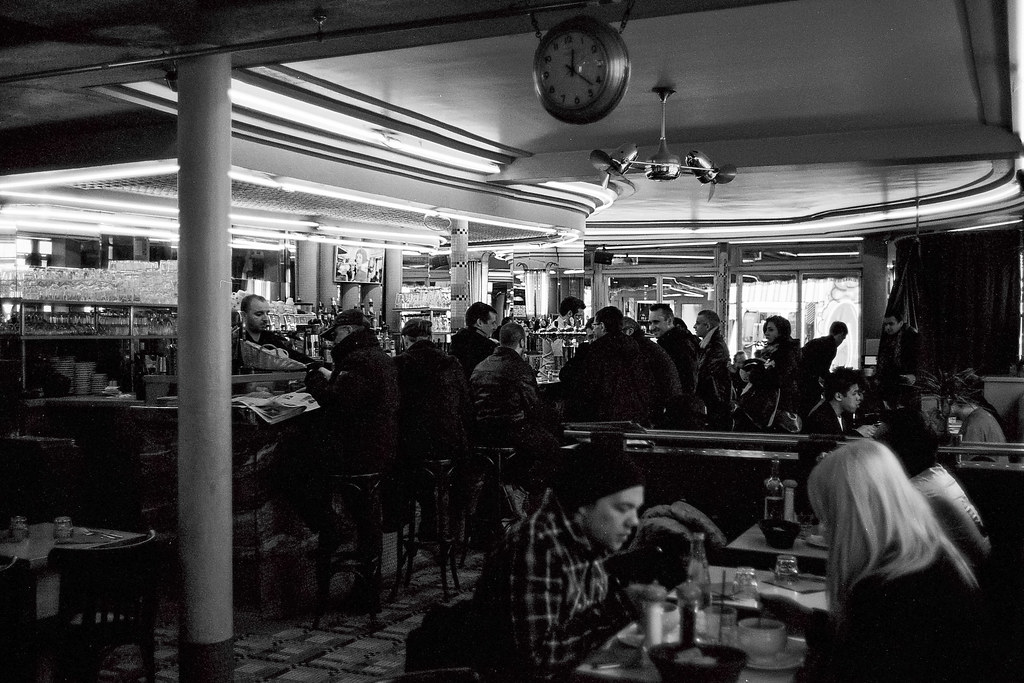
<box><xmin>53</xmin><ymin>516</ymin><xmax>73</xmax><ymax>540</ymax></box>
<box><xmin>697</xmin><ymin>605</ymin><xmax>737</xmax><ymax>646</ymax></box>
<box><xmin>9</xmin><ymin>516</ymin><xmax>28</xmax><ymax>542</ymax></box>
<box><xmin>732</xmin><ymin>566</ymin><xmax>759</xmax><ymax>600</ymax></box>
<box><xmin>774</xmin><ymin>554</ymin><xmax>799</xmax><ymax>585</ymax></box>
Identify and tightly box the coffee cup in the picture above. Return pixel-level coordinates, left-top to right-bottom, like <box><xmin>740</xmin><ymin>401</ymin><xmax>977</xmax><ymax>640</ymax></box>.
<box><xmin>737</xmin><ymin>617</ymin><xmax>787</xmax><ymax>661</ymax></box>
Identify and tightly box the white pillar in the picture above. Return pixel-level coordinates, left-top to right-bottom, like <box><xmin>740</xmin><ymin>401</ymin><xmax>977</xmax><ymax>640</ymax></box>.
<box><xmin>450</xmin><ymin>218</ymin><xmax>470</xmax><ymax>326</ymax></box>
<box><xmin>176</xmin><ymin>53</ymin><xmax>234</xmax><ymax>682</ymax></box>
<box><xmin>295</xmin><ymin>239</ymin><xmax>319</xmax><ymax>308</ymax></box>
<box><xmin>384</xmin><ymin>247</ymin><xmax>403</xmax><ymax>330</ymax></box>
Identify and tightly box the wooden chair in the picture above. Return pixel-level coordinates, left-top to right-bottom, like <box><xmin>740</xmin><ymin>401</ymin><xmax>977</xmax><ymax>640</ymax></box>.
<box><xmin>391</xmin><ymin>458</ymin><xmax>460</xmax><ymax>601</ymax></box>
<box><xmin>46</xmin><ymin>530</ymin><xmax>161</xmax><ymax>683</ymax></box>
<box><xmin>314</xmin><ymin>471</ymin><xmax>384</xmax><ymax>626</ymax></box>
<box><xmin>0</xmin><ymin>555</ymin><xmax>34</xmax><ymax>681</ymax></box>
<box><xmin>462</xmin><ymin>446</ymin><xmax>517</xmax><ymax>561</ymax></box>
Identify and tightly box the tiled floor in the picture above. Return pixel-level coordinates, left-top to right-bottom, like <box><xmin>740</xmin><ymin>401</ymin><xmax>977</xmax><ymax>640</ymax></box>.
<box><xmin>102</xmin><ymin>545</ymin><xmax>484</xmax><ymax>683</ymax></box>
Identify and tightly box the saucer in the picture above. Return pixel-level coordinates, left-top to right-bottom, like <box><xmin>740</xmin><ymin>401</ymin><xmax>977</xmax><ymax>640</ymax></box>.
<box><xmin>745</xmin><ymin>637</ymin><xmax>807</xmax><ymax>671</ymax></box>
<box><xmin>615</xmin><ymin>623</ymin><xmax>644</xmax><ymax>648</ymax></box>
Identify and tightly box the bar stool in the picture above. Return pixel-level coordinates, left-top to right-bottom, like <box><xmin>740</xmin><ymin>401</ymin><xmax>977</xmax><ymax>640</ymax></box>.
<box><xmin>462</xmin><ymin>446</ymin><xmax>517</xmax><ymax>562</ymax></box>
<box><xmin>391</xmin><ymin>458</ymin><xmax>460</xmax><ymax>601</ymax></box>
<box><xmin>314</xmin><ymin>471</ymin><xmax>383</xmax><ymax>627</ymax></box>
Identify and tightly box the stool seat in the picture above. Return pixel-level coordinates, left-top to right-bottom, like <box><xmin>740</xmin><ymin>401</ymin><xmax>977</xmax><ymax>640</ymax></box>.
<box><xmin>315</xmin><ymin>471</ymin><xmax>383</xmax><ymax>626</ymax></box>
<box><xmin>391</xmin><ymin>458</ymin><xmax>461</xmax><ymax>601</ymax></box>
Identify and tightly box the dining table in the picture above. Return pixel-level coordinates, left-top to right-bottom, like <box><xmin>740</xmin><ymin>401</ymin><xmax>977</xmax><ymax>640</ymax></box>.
<box><xmin>721</xmin><ymin>524</ymin><xmax>828</xmax><ymax>576</ymax></box>
<box><xmin>0</xmin><ymin>521</ymin><xmax>146</xmax><ymax>618</ymax></box>
<box><xmin>572</xmin><ymin>565</ymin><xmax>828</xmax><ymax>683</ymax></box>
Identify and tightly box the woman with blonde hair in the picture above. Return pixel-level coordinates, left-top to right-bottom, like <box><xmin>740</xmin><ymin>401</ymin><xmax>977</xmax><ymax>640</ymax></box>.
<box><xmin>798</xmin><ymin>439</ymin><xmax>992</xmax><ymax>682</ymax></box>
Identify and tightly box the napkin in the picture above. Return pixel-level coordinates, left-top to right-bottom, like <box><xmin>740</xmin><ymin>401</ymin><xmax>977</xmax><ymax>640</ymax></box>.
<box><xmin>761</xmin><ymin>575</ymin><xmax>826</xmax><ymax>593</ymax></box>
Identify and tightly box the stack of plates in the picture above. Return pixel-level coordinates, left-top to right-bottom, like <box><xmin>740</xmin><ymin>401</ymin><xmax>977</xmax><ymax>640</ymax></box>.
<box><xmin>50</xmin><ymin>356</ymin><xmax>76</xmax><ymax>383</ymax></box>
<box><xmin>73</xmin><ymin>361</ymin><xmax>96</xmax><ymax>395</ymax></box>
<box><xmin>91</xmin><ymin>372</ymin><xmax>108</xmax><ymax>394</ymax></box>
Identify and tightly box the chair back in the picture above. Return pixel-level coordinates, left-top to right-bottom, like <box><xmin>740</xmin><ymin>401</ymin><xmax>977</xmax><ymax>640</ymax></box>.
<box><xmin>48</xmin><ymin>530</ymin><xmax>161</xmax><ymax>645</ymax></box>
<box><xmin>0</xmin><ymin>556</ymin><xmax>33</xmax><ymax>678</ymax></box>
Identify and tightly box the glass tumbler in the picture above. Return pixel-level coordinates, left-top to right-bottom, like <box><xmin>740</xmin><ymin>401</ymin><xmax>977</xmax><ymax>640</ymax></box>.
<box><xmin>732</xmin><ymin>566</ymin><xmax>759</xmax><ymax>600</ymax></box>
<box><xmin>53</xmin><ymin>516</ymin><xmax>73</xmax><ymax>540</ymax></box>
<box><xmin>774</xmin><ymin>554</ymin><xmax>799</xmax><ymax>584</ymax></box>
<box><xmin>9</xmin><ymin>516</ymin><xmax>28</xmax><ymax>542</ymax></box>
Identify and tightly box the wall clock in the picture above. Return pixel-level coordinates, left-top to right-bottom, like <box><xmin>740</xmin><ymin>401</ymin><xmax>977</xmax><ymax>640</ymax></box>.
<box><xmin>532</xmin><ymin>15</ymin><xmax>630</xmax><ymax>125</ymax></box>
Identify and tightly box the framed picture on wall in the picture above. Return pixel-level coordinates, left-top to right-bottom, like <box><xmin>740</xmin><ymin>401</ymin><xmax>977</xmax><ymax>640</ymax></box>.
<box><xmin>334</xmin><ymin>245</ymin><xmax>385</xmax><ymax>284</ymax></box>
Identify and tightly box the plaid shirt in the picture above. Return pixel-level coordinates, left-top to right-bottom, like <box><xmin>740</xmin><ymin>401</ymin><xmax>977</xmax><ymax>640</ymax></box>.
<box><xmin>474</xmin><ymin>490</ymin><xmax>633</xmax><ymax>681</ymax></box>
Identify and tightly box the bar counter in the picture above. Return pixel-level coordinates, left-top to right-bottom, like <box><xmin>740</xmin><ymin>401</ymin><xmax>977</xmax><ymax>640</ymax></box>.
<box><xmin>11</xmin><ymin>376</ymin><xmax>316</xmax><ymax>617</ymax></box>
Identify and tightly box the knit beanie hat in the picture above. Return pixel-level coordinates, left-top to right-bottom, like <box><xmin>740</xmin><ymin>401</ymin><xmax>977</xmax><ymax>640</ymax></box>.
<box><xmin>552</xmin><ymin>442</ymin><xmax>644</xmax><ymax>512</ymax></box>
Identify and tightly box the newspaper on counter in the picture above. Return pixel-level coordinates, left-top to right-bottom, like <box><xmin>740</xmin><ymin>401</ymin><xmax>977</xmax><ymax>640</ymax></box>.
<box><xmin>231</xmin><ymin>390</ymin><xmax>320</xmax><ymax>424</ymax></box>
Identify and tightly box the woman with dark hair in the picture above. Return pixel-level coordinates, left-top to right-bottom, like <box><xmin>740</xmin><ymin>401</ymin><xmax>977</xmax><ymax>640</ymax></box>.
<box><xmin>790</xmin><ymin>440</ymin><xmax>993</xmax><ymax>682</ymax></box>
<box><xmin>760</xmin><ymin>315</ymin><xmax>802</xmax><ymax>430</ymax></box>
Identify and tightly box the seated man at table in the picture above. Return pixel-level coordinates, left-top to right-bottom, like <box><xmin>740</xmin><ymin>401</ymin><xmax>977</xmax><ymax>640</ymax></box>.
<box><xmin>471</xmin><ymin>445</ymin><xmax>648</xmax><ymax>683</ymax></box>
<box><xmin>803</xmin><ymin>367</ymin><xmax>877</xmax><ymax>437</ymax></box>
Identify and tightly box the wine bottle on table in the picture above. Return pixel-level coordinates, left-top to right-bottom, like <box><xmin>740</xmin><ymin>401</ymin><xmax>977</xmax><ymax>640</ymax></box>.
<box><xmin>764</xmin><ymin>458</ymin><xmax>784</xmax><ymax>520</ymax></box>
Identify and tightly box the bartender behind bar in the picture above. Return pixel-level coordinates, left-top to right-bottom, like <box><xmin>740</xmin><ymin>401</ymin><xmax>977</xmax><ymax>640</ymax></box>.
<box><xmin>232</xmin><ymin>294</ymin><xmax>314</xmax><ymax>373</ymax></box>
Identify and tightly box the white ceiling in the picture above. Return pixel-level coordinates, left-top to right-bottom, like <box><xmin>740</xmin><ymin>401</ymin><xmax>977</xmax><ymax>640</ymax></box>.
<box><xmin>0</xmin><ymin>0</ymin><xmax>1021</xmax><ymax>250</ymax></box>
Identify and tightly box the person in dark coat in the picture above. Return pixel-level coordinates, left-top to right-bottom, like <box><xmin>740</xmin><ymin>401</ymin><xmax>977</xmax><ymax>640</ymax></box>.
<box><xmin>622</xmin><ymin>316</ymin><xmax>683</xmax><ymax>428</ymax></box>
<box><xmin>450</xmin><ymin>301</ymin><xmax>499</xmax><ymax>379</ymax></box>
<box><xmin>560</xmin><ymin>306</ymin><xmax>652</xmax><ymax>425</ymax></box>
<box><xmin>395</xmin><ymin>317</ymin><xmax>473</xmax><ymax>536</ymax></box>
<box><xmin>279</xmin><ymin>309</ymin><xmax>399</xmax><ymax>552</ymax></box>
<box><xmin>647</xmin><ymin>303</ymin><xmax>698</xmax><ymax>396</ymax></box>
<box><xmin>693</xmin><ymin>309</ymin><xmax>733</xmax><ymax>431</ymax></box>
<box><xmin>395</xmin><ymin>317</ymin><xmax>472</xmax><ymax>465</ymax></box>
<box><xmin>798</xmin><ymin>321</ymin><xmax>848</xmax><ymax>416</ymax></box>
<box><xmin>802</xmin><ymin>367</ymin><xmax>877</xmax><ymax>437</ymax></box>
<box><xmin>470</xmin><ymin>322</ymin><xmax>561</xmax><ymax>522</ymax></box>
<box><xmin>732</xmin><ymin>358</ymin><xmax>779</xmax><ymax>432</ymax></box>
<box><xmin>759</xmin><ymin>315</ymin><xmax>802</xmax><ymax>427</ymax></box>
<box><xmin>304</xmin><ymin>309</ymin><xmax>399</xmax><ymax>476</ymax></box>
<box><xmin>876</xmin><ymin>311</ymin><xmax>921</xmax><ymax>410</ymax></box>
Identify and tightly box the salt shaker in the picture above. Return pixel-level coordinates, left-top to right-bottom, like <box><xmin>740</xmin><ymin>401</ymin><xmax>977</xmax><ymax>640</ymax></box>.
<box><xmin>643</xmin><ymin>599</ymin><xmax>664</xmax><ymax>649</ymax></box>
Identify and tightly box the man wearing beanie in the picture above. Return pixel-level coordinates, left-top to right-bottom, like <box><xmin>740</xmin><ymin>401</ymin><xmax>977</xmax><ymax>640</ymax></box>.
<box><xmin>471</xmin><ymin>444</ymin><xmax>647</xmax><ymax>682</ymax></box>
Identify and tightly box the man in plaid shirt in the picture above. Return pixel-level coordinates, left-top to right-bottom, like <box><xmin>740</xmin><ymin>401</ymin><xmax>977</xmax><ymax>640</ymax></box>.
<box><xmin>472</xmin><ymin>445</ymin><xmax>646</xmax><ymax>682</ymax></box>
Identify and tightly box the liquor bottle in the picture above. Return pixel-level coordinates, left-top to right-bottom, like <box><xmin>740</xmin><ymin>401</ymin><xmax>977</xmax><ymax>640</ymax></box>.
<box><xmin>367</xmin><ymin>299</ymin><xmax>375</xmax><ymax>327</ymax></box>
<box><xmin>764</xmin><ymin>459</ymin><xmax>784</xmax><ymax>520</ymax></box>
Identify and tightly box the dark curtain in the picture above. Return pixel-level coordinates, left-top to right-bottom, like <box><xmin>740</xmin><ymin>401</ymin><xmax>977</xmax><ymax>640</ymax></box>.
<box><xmin>914</xmin><ymin>229</ymin><xmax>1021</xmax><ymax>376</ymax></box>
<box><xmin>884</xmin><ymin>237</ymin><xmax>921</xmax><ymax>330</ymax></box>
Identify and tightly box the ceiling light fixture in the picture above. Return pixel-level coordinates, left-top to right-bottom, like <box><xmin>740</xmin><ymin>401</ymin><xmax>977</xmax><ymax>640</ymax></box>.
<box><xmin>0</xmin><ymin>190</ymin><xmax>179</xmax><ymax>215</ymax></box>
<box><xmin>229</xmin><ymin>84</ymin><xmax>500</xmax><ymax>175</ymax></box>
<box><xmin>0</xmin><ymin>161</ymin><xmax>180</xmax><ymax>190</ymax></box>
<box><xmin>307</xmin><ymin>235</ymin><xmax>433</xmax><ymax>253</ymax></box>
<box><xmin>317</xmin><ymin>224</ymin><xmax>441</xmax><ymax>246</ymax></box>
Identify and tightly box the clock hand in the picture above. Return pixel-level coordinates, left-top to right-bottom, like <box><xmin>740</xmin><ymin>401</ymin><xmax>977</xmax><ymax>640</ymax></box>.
<box><xmin>577</xmin><ymin>71</ymin><xmax>594</xmax><ymax>86</ymax></box>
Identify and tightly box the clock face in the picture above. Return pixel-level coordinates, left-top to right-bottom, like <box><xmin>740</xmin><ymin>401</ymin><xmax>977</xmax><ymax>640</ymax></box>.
<box><xmin>532</xmin><ymin>15</ymin><xmax>630</xmax><ymax>125</ymax></box>
<box><xmin>536</xmin><ymin>30</ymin><xmax>610</xmax><ymax>111</ymax></box>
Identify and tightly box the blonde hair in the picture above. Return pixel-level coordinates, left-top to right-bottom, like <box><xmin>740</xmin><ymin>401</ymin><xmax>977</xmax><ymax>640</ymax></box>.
<box><xmin>808</xmin><ymin>440</ymin><xmax>975</xmax><ymax>624</ymax></box>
